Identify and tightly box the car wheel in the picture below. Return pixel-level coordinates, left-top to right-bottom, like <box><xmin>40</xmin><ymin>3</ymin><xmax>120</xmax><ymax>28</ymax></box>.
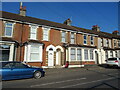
<box><xmin>34</xmin><ymin>71</ymin><xmax>42</xmax><ymax>79</ymax></box>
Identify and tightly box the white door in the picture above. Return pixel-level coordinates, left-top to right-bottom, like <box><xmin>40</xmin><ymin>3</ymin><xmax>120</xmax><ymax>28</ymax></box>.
<box><xmin>48</xmin><ymin>50</ymin><xmax>54</xmax><ymax>66</ymax></box>
<box><xmin>56</xmin><ymin>50</ymin><xmax>61</xmax><ymax>65</ymax></box>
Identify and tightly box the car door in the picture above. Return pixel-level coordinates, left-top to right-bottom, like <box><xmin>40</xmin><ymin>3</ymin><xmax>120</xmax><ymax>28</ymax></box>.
<box><xmin>11</xmin><ymin>62</ymin><xmax>34</xmax><ymax>79</ymax></box>
<box><xmin>2</xmin><ymin>62</ymin><xmax>14</xmax><ymax>80</ymax></box>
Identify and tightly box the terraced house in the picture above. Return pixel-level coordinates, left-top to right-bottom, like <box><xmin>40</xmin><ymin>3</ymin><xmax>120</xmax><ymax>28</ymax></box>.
<box><xmin>0</xmin><ymin>4</ymin><xmax>120</xmax><ymax>68</ymax></box>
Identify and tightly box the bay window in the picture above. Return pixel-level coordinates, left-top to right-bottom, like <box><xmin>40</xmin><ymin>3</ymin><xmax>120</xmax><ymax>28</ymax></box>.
<box><xmin>77</xmin><ymin>49</ymin><xmax>82</xmax><ymax>60</ymax></box>
<box><xmin>84</xmin><ymin>49</ymin><xmax>88</xmax><ymax>60</ymax></box>
<box><xmin>71</xmin><ymin>48</ymin><xmax>76</xmax><ymax>60</ymax></box>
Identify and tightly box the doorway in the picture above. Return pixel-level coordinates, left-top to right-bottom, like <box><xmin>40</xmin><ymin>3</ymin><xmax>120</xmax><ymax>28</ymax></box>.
<box><xmin>48</xmin><ymin>48</ymin><xmax>54</xmax><ymax>66</ymax></box>
<box><xmin>56</xmin><ymin>49</ymin><xmax>61</xmax><ymax>66</ymax></box>
<box><xmin>95</xmin><ymin>51</ymin><xmax>99</xmax><ymax>64</ymax></box>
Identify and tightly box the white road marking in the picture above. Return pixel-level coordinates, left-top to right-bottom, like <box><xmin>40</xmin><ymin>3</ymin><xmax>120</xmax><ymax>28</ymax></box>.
<box><xmin>30</xmin><ymin>77</ymin><xmax>86</xmax><ymax>87</ymax></box>
<box><xmin>60</xmin><ymin>77</ymin><xmax>115</xmax><ymax>88</ymax></box>
<box><xmin>102</xmin><ymin>73</ymin><xmax>119</xmax><ymax>76</ymax></box>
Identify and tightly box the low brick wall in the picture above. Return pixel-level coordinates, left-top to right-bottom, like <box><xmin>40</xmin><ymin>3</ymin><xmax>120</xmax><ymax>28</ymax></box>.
<box><xmin>69</xmin><ymin>61</ymin><xmax>95</xmax><ymax>65</ymax></box>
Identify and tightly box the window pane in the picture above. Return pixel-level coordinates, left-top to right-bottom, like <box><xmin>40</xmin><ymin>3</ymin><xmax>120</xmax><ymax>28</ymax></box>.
<box><xmin>30</xmin><ymin>53</ymin><xmax>39</xmax><ymax>60</ymax></box>
<box><xmin>90</xmin><ymin>50</ymin><xmax>93</xmax><ymax>60</ymax></box>
<box><xmin>43</xmin><ymin>28</ymin><xmax>49</xmax><ymax>40</ymax></box>
<box><xmin>77</xmin><ymin>49</ymin><xmax>82</xmax><ymax>60</ymax></box>
<box><xmin>30</xmin><ymin>45</ymin><xmax>40</xmax><ymax>61</ymax></box>
<box><xmin>30</xmin><ymin>34</ymin><xmax>36</xmax><ymax>39</ymax></box>
<box><xmin>71</xmin><ymin>48</ymin><xmax>76</xmax><ymax>60</ymax></box>
<box><xmin>14</xmin><ymin>63</ymin><xmax>26</xmax><ymax>68</ymax></box>
<box><xmin>84</xmin><ymin>35</ymin><xmax>87</xmax><ymax>44</ymax></box>
<box><xmin>30</xmin><ymin>26</ymin><xmax>37</xmax><ymax>39</ymax></box>
<box><xmin>31</xmin><ymin>46</ymin><xmax>39</xmax><ymax>53</ymax></box>
<box><xmin>71</xmin><ymin>33</ymin><xmax>74</xmax><ymax>38</ymax></box>
<box><xmin>5</xmin><ymin>24</ymin><xmax>13</xmax><ymax>36</ymax></box>
<box><xmin>71</xmin><ymin>39</ymin><xmax>74</xmax><ymax>44</ymax></box>
<box><xmin>84</xmin><ymin>49</ymin><xmax>88</xmax><ymax>60</ymax></box>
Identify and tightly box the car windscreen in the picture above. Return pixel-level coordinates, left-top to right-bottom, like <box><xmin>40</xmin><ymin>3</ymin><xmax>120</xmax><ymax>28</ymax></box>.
<box><xmin>108</xmin><ymin>58</ymin><xmax>117</xmax><ymax>61</ymax></box>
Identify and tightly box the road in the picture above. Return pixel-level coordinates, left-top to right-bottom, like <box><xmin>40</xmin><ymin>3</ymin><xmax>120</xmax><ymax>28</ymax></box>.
<box><xmin>1</xmin><ymin>66</ymin><xmax>120</xmax><ymax>89</ymax></box>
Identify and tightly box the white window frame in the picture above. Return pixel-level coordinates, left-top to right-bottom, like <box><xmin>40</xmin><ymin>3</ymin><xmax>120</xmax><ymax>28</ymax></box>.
<box><xmin>106</xmin><ymin>39</ymin><xmax>109</xmax><ymax>47</ymax></box>
<box><xmin>90</xmin><ymin>50</ymin><xmax>94</xmax><ymax>60</ymax></box>
<box><xmin>70</xmin><ymin>48</ymin><xmax>76</xmax><ymax>61</ymax></box>
<box><xmin>70</xmin><ymin>33</ymin><xmax>75</xmax><ymax>44</ymax></box>
<box><xmin>84</xmin><ymin>34</ymin><xmax>87</xmax><ymax>45</ymax></box>
<box><xmin>77</xmin><ymin>49</ymin><xmax>82</xmax><ymax>60</ymax></box>
<box><xmin>30</xmin><ymin>25</ymin><xmax>38</xmax><ymax>40</ymax></box>
<box><xmin>84</xmin><ymin>49</ymin><xmax>88</xmax><ymax>60</ymax></box>
<box><xmin>114</xmin><ymin>40</ymin><xmax>116</xmax><ymax>47</ymax></box>
<box><xmin>42</xmin><ymin>26</ymin><xmax>50</xmax><ymax>41</ymax></box>
<box><xmin>4</xmin><ymin>22</ymin><xmax>14</xmax><ymax>37</ymax></box>
<box><xmin>90</xmin><ymin>36</ymin><xmax>94</xmax><ymax>45</ymax></box>
<box><xmin>101</xmin><ymin>38</ymin><xmax>103</xmax><ymax>47</ymax></box>
<box><xmin>24</xmin><ymin>43</ymin><xmax>43</xmax><ymax>62</ymax></box>
<box><xmin>118</xmin><ymin>40</ymin><xmax>120</xmax><ymax>48</ymax></box>
<box><xmin>61</xmin><ymin>31</ymin><xmax>66</xmax><ymax>43</ymax></box>
<box><xmin>110</xmin><ymin>51</ymin><xmax>113</xmax><ymax>58</ymax></box>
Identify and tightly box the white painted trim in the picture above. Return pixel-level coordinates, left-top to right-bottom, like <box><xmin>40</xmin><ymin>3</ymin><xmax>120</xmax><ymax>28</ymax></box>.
<box><xmin>63</xmin><ymin>65</ymin><xmax>84</xmax><ymax>68</ymax></box>
<box><xmin>1</xmin><ymin>18</ymin><xmax>100</xmax><ymax>36</ymax></box>
<box><xmin>9</xmin><ymin>44</ymin><xmax>14</xmax><ymax>61</ymax></box>
<box><xmin>4</xmin><ymin>22</ymin><xmax>15</xmax><ymax>37</ymax></box>
<box><xmin>56</xmin><ymin>45</ymin><xmax>64</xmax><ymax>52</ymax></box>
<box><xmin>0</xmin><ymin>41</ymin><xmax>15</xmax><ymax>44</ymax></box>
<box><xmin>79</xmin><ymin>32</ymin><xmax>98</xmax><ymax>37</ymax></box>
<box><xmin>46</xmin><ymin>45</ymin><xmax>56</xmax><ymax>51</ymax></box>
<box><xmin>24</xmin><ymin>43</ymin><xmax>43</xmax><ymax>62</ymax></box>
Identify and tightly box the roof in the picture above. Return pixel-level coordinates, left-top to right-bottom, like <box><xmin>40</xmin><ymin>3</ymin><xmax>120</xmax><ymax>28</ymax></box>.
<box><xmin>1</xmin><ymin>11</ymin><xmax>120</xmax><ymax>39</ymax></box>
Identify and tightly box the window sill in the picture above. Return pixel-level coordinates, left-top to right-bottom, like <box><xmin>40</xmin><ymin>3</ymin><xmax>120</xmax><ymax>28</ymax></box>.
<box><xmin>26</xmin><ymin>61</ymin><xmax>42</xmax><ymax>62</ymax></box>
<box><xmin>2</xmin><ymin>36</ymin><xmax>13</xmax><ymax>38</ymax></box>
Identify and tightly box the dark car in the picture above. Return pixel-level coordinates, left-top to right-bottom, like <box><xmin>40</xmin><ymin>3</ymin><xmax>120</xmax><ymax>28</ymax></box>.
<box><xmin>0</xmin><ymin>61</ymin><xmax>45</xmax><ymax>80</ymax></box>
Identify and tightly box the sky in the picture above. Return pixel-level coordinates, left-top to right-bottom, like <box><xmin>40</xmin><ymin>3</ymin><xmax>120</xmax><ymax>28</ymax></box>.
<box><xmin>2</xmin><ymin>2</ymin><xmax>119</xmax><ymax>33</ymax></box>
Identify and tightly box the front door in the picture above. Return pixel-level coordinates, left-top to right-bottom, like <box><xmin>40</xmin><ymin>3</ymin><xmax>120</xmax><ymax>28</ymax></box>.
<box><xmin>95</xmin><ymin>51</ymin><xmax>99</xmax><ymax>64</ymax></box>
<box><xmin>56</xmin><ymin>49</ymin><xmax>61</xmax><ymax>65</ymax></box>
<box><xmin>48</xmin><ymin>49</ymin><xmax>54</xmax><ymax>66</ymax></box>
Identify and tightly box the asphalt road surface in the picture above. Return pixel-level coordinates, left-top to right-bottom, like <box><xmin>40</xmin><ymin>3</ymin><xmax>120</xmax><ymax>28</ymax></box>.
<box><xmin>1</xmin><ymin>66</ymin><xmax>120</xmax><ymax>89</ymax></box>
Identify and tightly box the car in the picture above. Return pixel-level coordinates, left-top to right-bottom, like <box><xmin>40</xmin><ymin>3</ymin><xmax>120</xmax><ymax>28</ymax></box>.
<box><xmin>0</xmin><ymin>61</ymin><xmax>45</xmax><ymax>80</ymax></box>
<box><xmin>105</xmin><ymin>57</ymin><xmax>120</xmax><ymax>68</ymax></box>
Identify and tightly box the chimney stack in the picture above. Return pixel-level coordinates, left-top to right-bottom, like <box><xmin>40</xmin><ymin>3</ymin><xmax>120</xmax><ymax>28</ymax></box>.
<box><xmin>112</xmin><ymin>30</ymin><xmax>120</xmax><ymax>35</ymax></box>
<box><xmin>19</xmin><ymin>2</ymin><xmax>26</xmax><ymax>16</ymax></box>
<box><xmin>92</xmin><ymin>25</ymin><xmax>100</xmax><ymax>32</ymax></box>
<box><xmin>63</xmin><ymin>18</ymin><xmax>72</xmax><ymax>26</ymax></box>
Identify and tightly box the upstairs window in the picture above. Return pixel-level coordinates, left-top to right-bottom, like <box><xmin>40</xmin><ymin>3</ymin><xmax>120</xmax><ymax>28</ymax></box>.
<box><xmin>114</xmin><ymin>40</ymin><xmax>116</xmax><ymax>47</ymax></box>
<box><xmin>106</xmin><ymin>39</ymin><xmax>109</xmax><ymax>47</ymax></box>
<box><xmin>101</xmin><ymin>38</ymin><xmax>103</xmax><ymax>47</ymax></box>
<box><xmin>90</xmin><ymin>36</ymin><xmax>94</xmax><ymax>45</ymax></box>
<box><xmin>71</xmin><ymin>33</ymin><xmax>75</xmax><ymax>44</ymax></box>
<box><xmin>43</xmin><ymin>27</ymin><xmax>50</xmax><ymax>41</ymax></box>
<box><xmin>118</xmin><ymin>40</ymin><xmax>120</xmax><ymax>48</ymax></box>
<box><xmin>61</xmin><ymin>31</ymin><xmax>66</xmax><ymax>43</ymax></box>
<box><xmin>4</xmin><ymin>22</ymin><xmax>14</xmax><ymax>37</ymax></box>
<box><xmin>84</xmin><ymin>35</ymin><xmax>87</xmax><ymax>45</ymax></box>
<box><xmin>30</xmin><ymin>26</ymin><xmax>37</xmax><ymax>40</ymax></box>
